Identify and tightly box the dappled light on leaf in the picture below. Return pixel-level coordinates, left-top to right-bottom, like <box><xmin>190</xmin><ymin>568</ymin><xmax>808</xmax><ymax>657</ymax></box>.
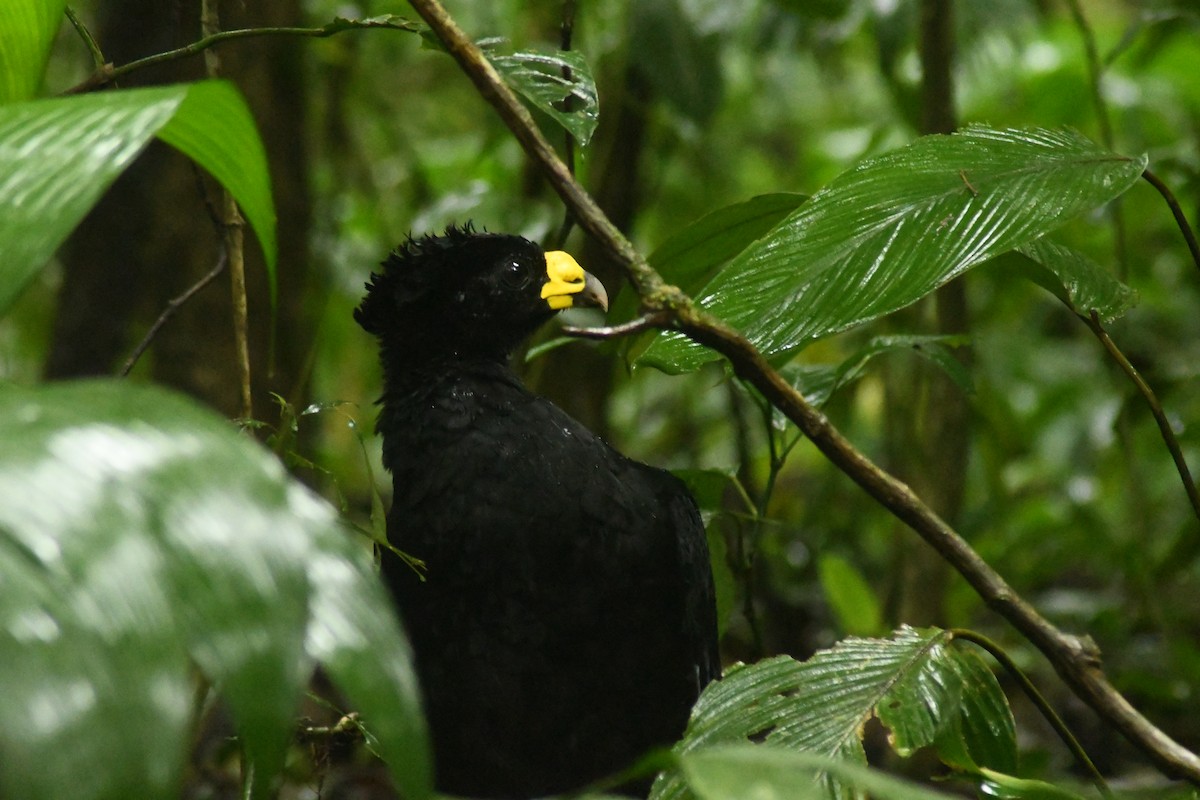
<box><xmin>0</xmin><ymin>382</ymin><xmax>430</xmax><ymax>800</ymax></box>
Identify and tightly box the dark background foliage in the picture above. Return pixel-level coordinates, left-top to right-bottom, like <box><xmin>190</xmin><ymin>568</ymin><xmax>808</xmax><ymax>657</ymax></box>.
<box><xmin>3</xmin><ymin>0</ymin><xmax>1200</xmax><ymax>797</ymax></box>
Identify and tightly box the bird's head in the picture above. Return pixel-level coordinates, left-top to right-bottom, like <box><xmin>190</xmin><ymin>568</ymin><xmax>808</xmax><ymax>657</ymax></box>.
<box><xmin>355</xmin><ymin>223</ymin><xmax>608</xmax><ymax>363</ymax></box>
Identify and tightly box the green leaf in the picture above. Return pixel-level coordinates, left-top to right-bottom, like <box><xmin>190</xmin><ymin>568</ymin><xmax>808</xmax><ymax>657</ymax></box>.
<box><xmin>0</xmin><ymin>0</ymin><xmax>67</xmax><ymax>102</ymax></box>
<box><xmin>977</xmin><ymin>769</ymin><xmax>1088</xmax><ymax>800</ymax></box>
<box><xmin>0</xmin><ymin>381</ymin><xmax>430</xmax><ymax>800</ymax></box>
<box><xmin>651</xmin><ymin>627</ymin><xmax>1017</xmax><ymax>800</ymax></box>
<box><xmin>875</xmin><ymin>634</ymin><xmax>1017</xmax><ymax>775</ymax></box>
<box><xmin>325</xmin><ymin>14</ymin><xmax>422</xmax><ymax>34</ymax></box>
<box><xmin>941</xmin><ymin>647</ymin><xmax>1020</xmax><ymax>775</ymax></box>
<box><xmin>817</xmin><ymin>554</ymin><xmax>884</xmax><ymax>637</ymax></box>
<box><xmin>491</xmin><ymin>49</ymin><xmax>599</xmax><ymax>146</ymax></box>
<box><xmin>1000</xmin><ymin>237</ymin><xmax>1137</xmax><ymax>322</ymax></box>
<box><xmin>642</xmin><ymin>127</ymin><xmax>1148</xmax><ymax>372</ymax></box>
<box><xmin>303</xmin><ymin>521</ymin><xmax>432</xmax><ymax>796</ymax></box>
<box><xmin>680</xmin><ymin>746</ymin><xmax>962</xmax><ymax>800</ymax></box>
<box><xmin>0</xmin><ymin>81</ymin><xmax>276</xmax><ymax>315</ymax></box>
<box><xmin>672</xmin><ymin>467</ymin><xmax>746</xmax><ymax>514</ymax></box>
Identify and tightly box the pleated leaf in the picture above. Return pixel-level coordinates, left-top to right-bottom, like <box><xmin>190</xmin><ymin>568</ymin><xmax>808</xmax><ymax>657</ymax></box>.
<box><xmin>0</xmin><ymin>381</ymin><xmax>430</xmax><ymax>800</ymax></box>
<box><xmin>0</xmin><ymin>81</ymin><xmax>276</xmax><ymax>315</ymax></box>
<box><xmin>641</xmin><ymin>127</ymin><xmax>1147</xmax><ymax>373</ymax></box>
<box><xmin>492</xmin><ymin>49</ymin><xmax>599</xmax><ymax>146</ymax></box>
<box><xmin>0</xmin><ymin>0</ymin><xmax>66</xmax><ymax>102</ymax></box>
<box><xmin>651</xmin><ymin>627</ymin><xmax>1016</xmax><ymax>800</ymax></box>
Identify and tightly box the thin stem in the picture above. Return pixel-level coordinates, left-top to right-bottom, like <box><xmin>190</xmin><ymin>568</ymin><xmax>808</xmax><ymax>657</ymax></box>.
<box><xmin>64</xmin><ymin>17</ymin><xmax>421</xmax><ymax>94</ymax></box>
<box><xmin>65</xmin><ymin>7</ymin><xmax>105</xmax><ymax>69</ymax></box>
<box><xmin>199</xmin><ymin>0</ymin><xmax>253</xmax><ymax>422</ymax></box>
<box><xmin>119</xmin><ymin>252</ymin><xmax>228</xmax><ymax>377</ymax></box>
<box><xmin>1084</xmin><ymin>311</ymin><xmax>1200</xmax><ymax>525</ymax></box>
<box><xmin>1142</xmin><ymin>169</ymin><xmax>1200</xmax><ymax>278</ymax></box>
<box><xmin>1065</xmin><ymin>0</ymin><xmax>1114</xmax><ymax>149</ymax></box>
<box><xmin>1065</xmin><ymin>0</ymin><xmax>1128</xmax><ymax>279</ymax></box>
<box><xmin>951</xmin><ymin>629</ymin><xmax>1113</xmax><ymax>800</ymax></box>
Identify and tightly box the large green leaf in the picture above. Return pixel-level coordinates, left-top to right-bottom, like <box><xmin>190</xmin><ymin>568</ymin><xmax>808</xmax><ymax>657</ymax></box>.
<box><xmin>641</xmin><ymin>127</ymin><xmax>1147</xmax><ymax>372</ymax></box>
<box><xmin>650</xmin><ymin>627</ymin><xmax>1016</xmax><ymax>800</ymax></box>
<box><xmin>0</xmin><ymin>381</ymin><xmax>430</xmax><ymax>800</ymax></box>
<box><xmin>0</xmin><ymin>81</ymin><xmax>276</xmax><ymax>315</ymax></box>
<box><xmin>0</xmin><ymin>0</ymin><xmax>66</xmax><ymax>102</ymax></box>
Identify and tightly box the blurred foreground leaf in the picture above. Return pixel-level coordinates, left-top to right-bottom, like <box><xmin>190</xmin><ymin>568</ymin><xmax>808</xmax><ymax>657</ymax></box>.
<box><xmin>0</xmin><ymin>0</ymin><xmax>66</xmax><ymax>102</ymax></box>
<box><xmin>0</xmin><ymin>381</ymin><xmax>430</xmax><ymax>800</ymax></box>
<box><xmin>0</xmin><ymin>81</ymin><xmax>276</xmax><ymax>314</ymax></box>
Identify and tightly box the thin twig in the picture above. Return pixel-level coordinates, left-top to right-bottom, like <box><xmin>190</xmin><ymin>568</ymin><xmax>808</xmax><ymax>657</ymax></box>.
<box><xmin>120</xmin><ymin>252</ymin><xmax>228</xmax><ymax>377</ymax></box>
<box><xmin>1084</xmin><ymin>311</ymin><xmax>1200</xmax><ymax>524</ymax></box>
<box><xmin>561</xmin><ymin>312</ymin><xmax>672</xmax><ymax>339</ymax></box>
<box><xmin>407</xmin><ymin>0</ymin><xmax>1200</xmax><ymax>783</ymax></box>
<box><xmin>951</xmin><ymin>628</ymin><xmax>1113</xmax><ymax>799</ymax></box>
<box><xmin>65</xmin><ymin>7</ymin><xmax>106</xmax><ymax>69</ymax></box>
<box><xmin>63</xmin><ymin>16</ymin><xmax>421</xmax><ymax>94</ymax></box>
<box><xmin>1142</xmin><ymin>169</ymin><xmax>1200</xmax><ymax>278</ymax></box>
<box><xmin>1065</xmin><ymin>0</ymin><xmax>1129</xmax><ymax>279</ymax></box>
<box><xmin>1065</xmin><ymin>0</ymin><xmax>1114</xmax><ymax>149</ymax></box>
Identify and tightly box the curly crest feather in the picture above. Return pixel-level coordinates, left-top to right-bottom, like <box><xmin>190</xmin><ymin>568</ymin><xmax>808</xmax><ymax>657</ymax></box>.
<box><xmin>354</xmin><ymin>222</ymin><xmax>485</xmax><ymax>335</ymax></box>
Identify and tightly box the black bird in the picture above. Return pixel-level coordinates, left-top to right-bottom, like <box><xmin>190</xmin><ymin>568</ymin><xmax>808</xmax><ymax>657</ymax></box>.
<box><xmin>355</xmin><ymin>225</ymin><xmax>719</xmax><ymax>799</ymax></box>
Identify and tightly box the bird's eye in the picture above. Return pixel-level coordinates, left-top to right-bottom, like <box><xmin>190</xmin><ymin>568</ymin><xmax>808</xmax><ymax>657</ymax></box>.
<box><xmin>500</xmin><ymin>260</ymin><xmax>529</xmax><ymax>289</ymax></box>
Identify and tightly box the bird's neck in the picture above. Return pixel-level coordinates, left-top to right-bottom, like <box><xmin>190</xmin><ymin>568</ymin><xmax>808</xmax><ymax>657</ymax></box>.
<box><xmin>378</xmin><ymin>347</ymin><xmax>516</xmax><ymax>397</ymax></box>
<box><xmin>374</xmin><ymin>353</ymin><xmax>525</xmax><ymax>476</ymax></box>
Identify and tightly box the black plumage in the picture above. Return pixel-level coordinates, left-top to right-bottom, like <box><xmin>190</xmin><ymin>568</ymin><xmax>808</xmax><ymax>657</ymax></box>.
<box><xmin>356</xmin><ymin>225</ymin><xmax>719</xmax><ymax>799</ymax></box>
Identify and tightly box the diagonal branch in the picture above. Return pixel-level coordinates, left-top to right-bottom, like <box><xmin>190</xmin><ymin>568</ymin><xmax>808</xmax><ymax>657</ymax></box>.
<box><xmin>405</xmin><ymin>0</ymin><xmax>1200</xmax><ymax>784</ymax></box>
